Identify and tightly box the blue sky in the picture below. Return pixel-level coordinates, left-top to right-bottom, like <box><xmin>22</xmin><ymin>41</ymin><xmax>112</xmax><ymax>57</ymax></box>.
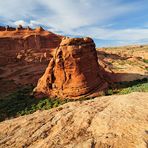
<box><xmin>0</xmin><ymin>0</ymin><xmax>148</xmax><ymax>47</ymax></box>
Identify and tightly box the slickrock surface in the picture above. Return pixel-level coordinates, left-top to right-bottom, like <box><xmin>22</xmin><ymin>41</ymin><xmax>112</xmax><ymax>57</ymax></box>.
<box><xmin>0</xmin><ymin>26</ymin><xmax>63</xmax><ymax>97</ymax></box>
<box><xmin>0</xmin><ymin>92</ymin><xmax>148</xmax><ymax>148</ymax></box>
<box><xmin>97</xmin><ymin>45</ymin><xmax>148</xmax><ymax>82</ymax></box>
<box><xmin>34</xmin><ymin>37</ymin><xmax>108</xmax><ymax>99</ymax></box>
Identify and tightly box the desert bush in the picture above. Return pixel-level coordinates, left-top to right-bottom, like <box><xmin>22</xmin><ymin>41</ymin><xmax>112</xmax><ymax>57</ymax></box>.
<box><xmin>106</xmin><ymin>89</ymin><xmax>114</xmax><ymax>95</ymax></box>
<box><xmin>118</xmin><ymin>82</ymin><xmax>148</xmax><ymax>94</ymax></box>
<box><xmin>106</xmin><ymin>78</ymin><xmax>148</xmax><ymax>95</ymax></box>
<box><xmin>0</xmin><ymin>78</ymin><xmax>147</xmax><ymax>122</ymax></box>
<box><xmin>0</xmin><ymin>86</ymin><xmax>69</xmax><ymax>122</ymax></box>
<box><xmin>143</xmin><ymin>59</ymin><xmax>148</xmax><ymax>63</ymax></box>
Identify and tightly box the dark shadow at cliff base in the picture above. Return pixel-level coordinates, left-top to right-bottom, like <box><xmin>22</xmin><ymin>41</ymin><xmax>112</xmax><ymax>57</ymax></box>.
<box><xmin>0</xmin><ymin>69</ymin><xmax>147</xmax><ymax>122</ymax></box>
<box><xmin>0</xmin><ymin>85</ymin><xmax>70</xmax><ymax>122</ymax></box>
<box><xmin>104</xmin><ymin>72</ymin><xmax>148</xmax><ymax>96</ymax></box>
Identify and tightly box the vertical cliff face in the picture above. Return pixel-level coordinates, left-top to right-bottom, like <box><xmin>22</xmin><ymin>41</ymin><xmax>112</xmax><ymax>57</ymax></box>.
<box><xmin>0</xmin><ymin>26</ymin><xmax>63</xmax><ymax>65</ymax></box>
<box><xmin>34</xmin><ymin>37</ymin><xmax>108</xmax><ymax>99</ymax></box>
<box><xmin>0</xmin><ymin>26</ymin><xmax>63</xmax><ymax>97</ymax></box>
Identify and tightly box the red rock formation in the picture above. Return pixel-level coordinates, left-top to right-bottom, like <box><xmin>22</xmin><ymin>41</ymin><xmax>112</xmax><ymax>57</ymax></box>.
<box><xmin>0</xmin><ymin>26</ymin><xmax>63</xmax><ymax>65</ymax></box>
<box><xmin>0</xmin><ymin>26</ymin><xmax>63</xmax><ymax>95</ymax></box>
<box><xmin>35</xmin><ymin>26</ymin><xmax>45</xmax><ymax>32</ymax></box>
<box><xmin>34</xmin><ymin>37</ymin><xmax>108</xmax><ymax>99</ymax></box>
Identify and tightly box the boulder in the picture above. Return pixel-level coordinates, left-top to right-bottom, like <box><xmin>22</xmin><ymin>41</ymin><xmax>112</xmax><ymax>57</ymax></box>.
<box><xmin>34</xmin><ymin>37</ymin><xmax>108</xmax><ymax>99</ymax></box>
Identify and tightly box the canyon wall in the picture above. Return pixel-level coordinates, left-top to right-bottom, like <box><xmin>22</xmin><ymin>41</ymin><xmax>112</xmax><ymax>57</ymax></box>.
<box><xmin>0</xmin><ymin>26</ymin><xmax>62</xmax><ymax>65</ymax></box>
<box><xmin>0</xmin><ymin>26</ymin><xmax>63</xmax><ymax>96</ymax></box>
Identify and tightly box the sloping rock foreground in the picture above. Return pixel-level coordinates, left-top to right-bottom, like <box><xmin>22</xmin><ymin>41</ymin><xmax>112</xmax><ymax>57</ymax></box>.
<box><xmin>34</xmin><ymin>37</ymin><xmax>108</xmax><ymax>99</ymax></box>
<box><xmin>0</xmin><ymin>92</ymin><xmax>148</xmax><ymax>148</ymax></box>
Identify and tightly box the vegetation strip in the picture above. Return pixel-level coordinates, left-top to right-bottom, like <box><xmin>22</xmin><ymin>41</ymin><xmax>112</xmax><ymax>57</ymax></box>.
<box><xmin>0</xmin><ymin>78</ymin><xmax>148</xmax><ymax>122</ymax></box>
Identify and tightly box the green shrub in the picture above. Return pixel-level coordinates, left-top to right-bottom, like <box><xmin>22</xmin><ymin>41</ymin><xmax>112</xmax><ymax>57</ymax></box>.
<box><xmin>106</xmin><ymin>78</ymin><xmax>148</xmax><ymax>96</ymax></box>
<box><xmin>118</xmin><ymin>83</ymin><xmax>148</xmax><ymax>94</ymax></box>
<box><xmin>0</xmin><ymin>86</ymin><xmax>70</xmax><ymax>122</ymax></box>
<box><xmin>106</xmin><ymin>89</ymin><xmax>114</xmax><ymax>95</ymax></box>
<box><xmin>143</xmin><ymin>59</ymin><xmax>148</xmax><ymax>63</ymax></box>
<box><xmin>1</xmin><ymin>78</ymin><xmax>147</xmax><ymax>122</ymax></box>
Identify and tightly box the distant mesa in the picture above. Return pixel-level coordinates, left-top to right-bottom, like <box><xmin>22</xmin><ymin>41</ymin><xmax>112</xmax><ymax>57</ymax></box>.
<box><xmin>34</xmin><ymin>37</ymin><xmax>108</xmax><ymax>99</ymax></box>
<box><xmin>0</xmin><ymin>25</ymin><xmax>63</xmax><ymax>52</ymax></box>
<box><xmin>0</xmin><ymin>25</ymin><xmax>45</xmax><ymax>32</ymax></box>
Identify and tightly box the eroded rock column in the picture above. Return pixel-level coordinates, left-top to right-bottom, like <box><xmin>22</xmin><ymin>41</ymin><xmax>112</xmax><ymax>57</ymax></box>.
<box><xmin>34</xmin><ymin>37</ymin><xmax>108</xmax><ymax>99</ymax></box>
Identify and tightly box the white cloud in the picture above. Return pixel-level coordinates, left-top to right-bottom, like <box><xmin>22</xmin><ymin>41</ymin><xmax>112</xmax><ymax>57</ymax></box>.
<box><xmin>36</xmin><ymin>0</ymin><xmax>139</xmax><ymax>32</ymax></box>
<box><xmin>0</xmin><ymin>0</ymin><xmax>140</xmax><ymax>30</ymax></box>
<box><xmin>0</xmin><ymin>0</ymin><xmax>36</xmax><ymax>20</ymax></box>
<box><xmin>67</xmin><ymin>27</ymin><xmax>148</xmax><ymax>41</ymax></box>
<box><xmin>0</xmin><ymin>0</ymin><xmax>148</xmax><ymax>46</ymax></box>
<box><xmin>13</xmin><ymin>20</ymin><xmax>41</xmax><ymax>28</ymax></box>
<box><xmin>14</xmin><ymin>20</ymin><xmax>28</xmax><ymax>26</ymax></box>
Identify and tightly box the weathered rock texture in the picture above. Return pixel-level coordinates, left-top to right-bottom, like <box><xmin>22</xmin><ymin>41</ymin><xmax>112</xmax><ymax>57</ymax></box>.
<box><xmin>0</xmin><ymin>92</ymin><xmax>148</xmax><ymax>148</ymax></box>
<box><xmin>34</xmin><ymin>37</ymin><xmax>108</xmax><ymax>99</ymax></box>
<box><xmin>0</xmin><ymin>26</ymin><xmax>63</xmax><ymax>97</ymax></box>
<box><xmin>0</xmin><ymin>26</ymin><xmax>62</xmax><ymax>65</ymax></box>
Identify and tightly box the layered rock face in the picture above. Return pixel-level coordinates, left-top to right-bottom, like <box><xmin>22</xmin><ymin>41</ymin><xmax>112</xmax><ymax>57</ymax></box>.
<box><xmin>0</xmin><ymin>26</ymin><xmax>63</xmax><ymax>97</ymax></box>
<box><xmin>34</xmin><ymin>37</ymin><xmax>108</xmax><ymax>99</ymax></box>
<box><xmin>0</xmin><ymin>92</ymin><xmax>148</xmax><ymax>147</ymax></box>
<box><xmin>0</xmin><ymin>26</ymin><xmax>62</xmax><ymax>65</ymax></box>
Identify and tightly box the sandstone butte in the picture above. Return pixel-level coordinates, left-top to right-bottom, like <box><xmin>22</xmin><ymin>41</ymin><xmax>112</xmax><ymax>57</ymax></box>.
<box><xmin>33</xmin><ymin>37</ymin><xmax>108</xmax><ymax>99</ymax></box>
<box><xmin>0</xmin><ymin>92</ymin><xmax>147</xmax><ymax>148</ymax></box>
